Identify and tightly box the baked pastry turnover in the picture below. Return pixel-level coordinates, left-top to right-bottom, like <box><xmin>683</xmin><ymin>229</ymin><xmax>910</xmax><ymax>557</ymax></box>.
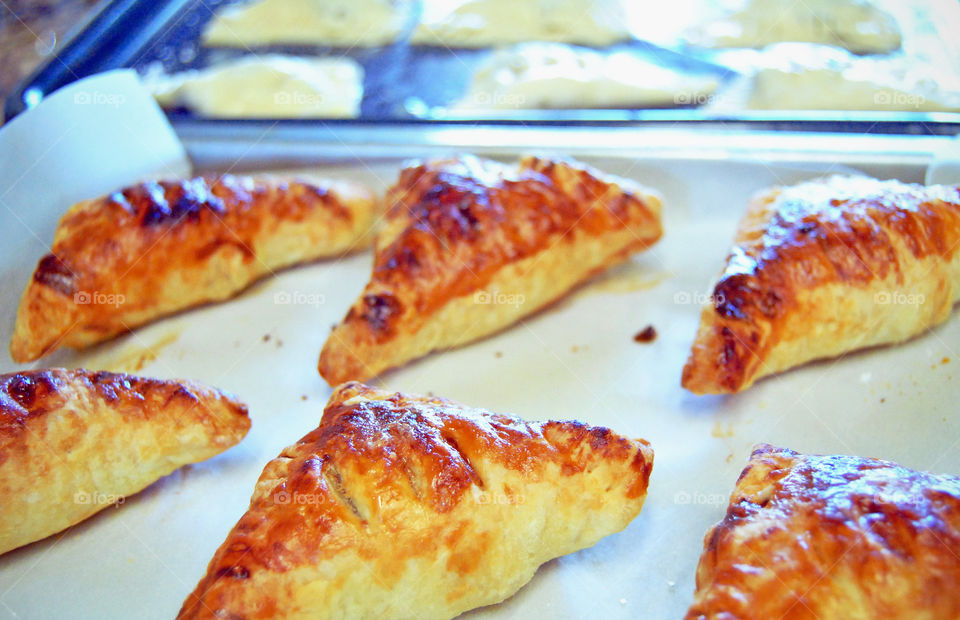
<box><xmin>0</xmin><ymin>368</ymin><xmax>249</xmax><ymax>555</ymax></box>
<box><xmin>11</xmin><ymin>175</ymin><xmax>378</xmax><ymax>362</ymax></box>
<box><xmin>178</xmin><ymin>382</ymin><xmax>654</xmax><ymax>619</ymax></box>
<box><xmin>683</xmin><ymin>176</ymin><xmax>960</xmax><ymax>394</ymax></box>
<box><xmin>318</xmin><ymin>155</ymin><xmax>663</xmax><ymax>384</ymax></box>
<box><xmin>687</xmin><ymin>444</ymin><xmax>960</xmax><ymax>619</ymax></box>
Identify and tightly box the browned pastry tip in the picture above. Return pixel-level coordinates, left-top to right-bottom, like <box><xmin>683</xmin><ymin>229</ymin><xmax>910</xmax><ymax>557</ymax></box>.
<box><xmin>682</xmin><ymin>176</ymin><xmax>960</xmax><ymax>394</ymax></box>
<box><xmin>687</xmin><ymin>443</ymin><xmax>960</xmax><ymax>619</ymax></box>
<box><xmin>0</xmin><ymin>368</ymin><xmax>250</xmax><ymax>555</ymax></box>
<box><xmin>11</xmin><ymin>174</ymin><xmax>379</xmax><ymax>362</ymax></box>
<box><xmin>319</xmin><ymin>155</ymin><xmax>663</xmax><ymax>385</ymax></box>
<box><xmin>179</xmin><ymin>381</ymin><xmax>653</xmax><ymax>620</ymax></box>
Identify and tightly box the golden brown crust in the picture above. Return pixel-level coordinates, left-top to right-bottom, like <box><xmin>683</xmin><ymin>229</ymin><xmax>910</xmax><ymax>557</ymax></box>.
<box><xmin>319</xmin><ymin>155</ymin><xmax>662</xmax><ymax>384</ymax></box>
<box><xmin>0</xmin><ymin>368</ymin><xmax>250</xmax><ymax>555</ymax></box>
<box><xmin>682</xmin><ymin>176</ymin><xmax>960</xmax><ymax>394</ymax></box>
<box><xmin>687</xmin><ymin>444</ymin><xmax>960</xmax><ymax>620</ymax></box>
<box><xmin>178</xmin><ymin>381</ymin><xmax>653</xmax><ymax>619</ymax></box>
<box><xmin>11</xmin><ymin>175</ymin><xmax>378</xmax><ymax>362</ymax></box>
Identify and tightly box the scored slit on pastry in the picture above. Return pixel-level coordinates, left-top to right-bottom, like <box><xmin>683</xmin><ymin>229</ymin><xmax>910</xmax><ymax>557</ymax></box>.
<box><xmin>178</xmin><ymin>381</ymin><xmax>654</xmax><ymax>619</ymax></box>
<box><xmin>687</xmin><ymin>444</ymin><xmax>960</xmax><ymax>619</ymax></box>
<box><xmin>10</xmin><ymin>174</ymin><xmax>378</xmax><ymax>363</ymax></box>
<box><xmin>0</xmin><ymin>368</ymin><xmax>250</xmax><ymax>555</ymax></box>
<box><xmin>318</xmin><ymin>155</ymin><xmax>663</xmax><ymax>384</ymax></box>
<box><xmin>682</xmin><ymin>176</ymin><xmax>960</xmax><ymax>394</ymax></box>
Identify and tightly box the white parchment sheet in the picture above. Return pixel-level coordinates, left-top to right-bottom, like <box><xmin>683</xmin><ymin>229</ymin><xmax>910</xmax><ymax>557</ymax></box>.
<box><xmin>0</xmin><ymin>78</ymin><xmax>957</xmax><ymax>618</ymax></box>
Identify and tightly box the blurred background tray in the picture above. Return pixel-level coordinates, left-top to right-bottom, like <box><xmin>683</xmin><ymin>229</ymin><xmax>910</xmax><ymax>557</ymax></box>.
<box><xmin>5</xmin><ymin>0</ymin><xmax>960</xmax><ymax>134</ymax></box>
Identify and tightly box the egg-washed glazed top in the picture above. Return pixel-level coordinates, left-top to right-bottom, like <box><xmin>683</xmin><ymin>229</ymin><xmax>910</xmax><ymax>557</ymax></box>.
<box><xmin>687</xmin><ymin>444</ymin><xmax>960</xmax><ymax>620</ymax></box>
<box><xmin>178</xmin><ymin>381</ymin><xmax>654</xmax><ymax>618</ymax></box>
<box><xmin>345</xmin><ymin>154</ymin><xmax>662</xmax><ymax>340</ymax></box>
<box><xmin>11</xmin><ymin>174</ymin><xmax>376</xmax><ymax>363</ymax></box>
<box><xmin>0</xmin><ymin>368</ymin><xmax>249</xmax><ymax>455</ymax></box>
<box><xmin>684</xmin><ymin>176</ymin><xmax>960</xmax><ymax>393</ymax></box>
<box><xmin>32</xmin><ymin>175</ymin><xmax>361</xmax><ymax>299</ymax></box>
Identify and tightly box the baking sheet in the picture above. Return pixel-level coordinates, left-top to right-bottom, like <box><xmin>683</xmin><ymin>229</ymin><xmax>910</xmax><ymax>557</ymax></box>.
<box><xmin>0</xmin><ymin>147</ymin><xmax>958</xmax><ymax>618</ymax></box>
<box><xmin>7</xmin><ymin>0</ymin><xmax>960</xmax><ymax>134</ymax></box>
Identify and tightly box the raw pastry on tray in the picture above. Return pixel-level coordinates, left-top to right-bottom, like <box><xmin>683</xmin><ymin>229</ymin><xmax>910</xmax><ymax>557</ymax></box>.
<box><xmin>684</xmin><ymin>0</ymin><xmax>901</xmax><ymax>54</ymax></box>
<box><xmin>452</xmin><ymin>43</ymin><xmax>720</xmax><ymax>111</ymax></box>
<box><xmin>10</xmin><ymin>174</ymin><xmax>378</xmax><ymax>362</ymax></box>
<box><xmin>178</xmin><ymin>381</ymin><xmax>653</xmax><ymax>619</ymax></box>
<box><xmin>319</xmin><ymin>154</ymin><xmax>663</xmax><ymax>384</ymax></box>
<box><xmin>687</xmin><ymin>444</ymin><xmax>960</xmax><ymax>619</ymax></box>
<box><xmin>740</xmin><ymin>43</ymin><xmax>960</xmax><ymax>113</ymax></box>
<box><xmin>682</xmin><ymin>175</ymin><xmax>960</xmax><ymax>394</ymax></box>
<box><xmin>203</xmin><ymin>0</ymin><xmax>411</xmax><ymax>48</ymax></box>
<box><xmin>412</xmin><ymin>0</ymin><xmax>631</xmax><ymax>48</ymax></box>
<box><xmin>0</xmin><ymin>368</ymin><xmax>249</xmax><ymax>555</ymax></box>
<box><xmin>145</xmin><ymin>55</ymin><xmax>364</xmax><ymax>119</ymax></box>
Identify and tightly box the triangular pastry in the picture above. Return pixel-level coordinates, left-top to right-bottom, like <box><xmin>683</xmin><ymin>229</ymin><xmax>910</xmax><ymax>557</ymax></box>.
<box><xmin>687</xmin><ymin>444</ymin><xmax>960</xmax><ymax>619</ymax></box>
<box><xmin>411</xmin><ymin>0</ymin><xmax>631</xmax><ymax>48</ymax></box>
<box><xmin>682</xmin><ymin>176</ymin><xmax>960</xmax><ymax>394</ymax></box>
<box><xmin>11</xmin><ymin>175</ymin><xmax>377</xmax><ymax>362</ymax></box>
<box><xmin>203</xmin><ymin>0</ymin><xmax>408</xmax><ymax>48</ymax></box>
<box><xmin>318</xmin><ymin>155</ymin><xmax>663</xmax><ymax>384</ymax></box>
<box><xmin>0</xmin><ymin>368</ymin><xmax>249</xmax><ymax>555</ymax></box>
<box><xmin>178</xmin><ymin>382</ymin><xmax>654</xmax><ymax>619</ymax></box>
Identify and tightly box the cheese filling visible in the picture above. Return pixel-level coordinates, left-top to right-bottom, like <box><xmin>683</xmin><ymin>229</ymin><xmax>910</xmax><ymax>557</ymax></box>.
<box><xmin>144</xmin><ymin>55</ymin><xmax>364</xmax><ymax>119</ymax></box>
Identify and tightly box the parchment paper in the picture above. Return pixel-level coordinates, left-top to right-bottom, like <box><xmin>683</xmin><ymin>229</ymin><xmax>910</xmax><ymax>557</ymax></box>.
<box><xmin>0</xmin><ymin>100</ymin><xmax>956</xmax><ymax>619</ymax></box>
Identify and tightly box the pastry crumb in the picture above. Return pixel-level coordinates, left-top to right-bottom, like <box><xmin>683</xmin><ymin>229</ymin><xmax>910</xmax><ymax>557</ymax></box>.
<box><xmin>301</xmin><ymin>395</ymin><xmax>308</xmax><ymax>401</ymax></box>
<box><xmin>263</xmin><ymin>334</ymin><xmax>271</xmax><ymax>342</ymax></box>
<box><xmin>633</xmin><ymin>325</ymin><xmax>656</xmax><ymax>343</ymax></box>
<box><xmin>711</xmin><ymin>420</ymin><xmax>734</xmax><ymax>438</ymax></box>
<box><xmin>495</xmin><ymin>351</ymin><xmax>503</xmax><ymax>358</ymax></box>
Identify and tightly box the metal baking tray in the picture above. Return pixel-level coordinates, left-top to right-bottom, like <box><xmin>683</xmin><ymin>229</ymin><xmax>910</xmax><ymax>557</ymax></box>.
<box><xmin>0</xmin><ymin>128</ymin><xmax>956</xmax><ymax>618</ymax></box>
<box><xmin>5</xmin><ymin>0</ymin><xmax>960</xmax><ymax>135</ymax></box>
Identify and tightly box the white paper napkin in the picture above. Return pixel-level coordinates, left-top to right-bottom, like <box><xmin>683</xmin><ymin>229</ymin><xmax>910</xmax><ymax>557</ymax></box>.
<box><xmin>0</xmin><ymin>69</ymin><xmax>191</xmax><ymax>359</ymax></box>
